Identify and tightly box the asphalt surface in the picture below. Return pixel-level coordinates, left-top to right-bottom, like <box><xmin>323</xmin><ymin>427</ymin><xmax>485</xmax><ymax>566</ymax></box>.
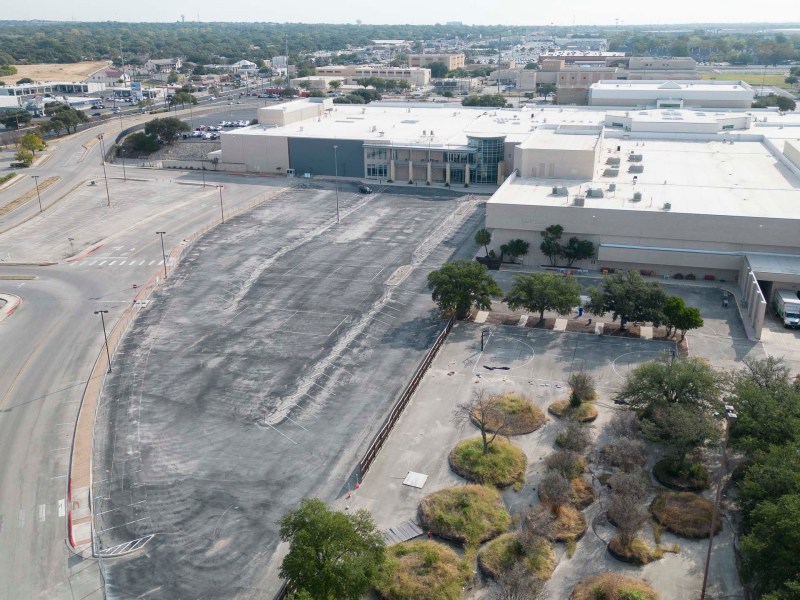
<box><xmin>91</xmin><ymin>186</ymin><xmax>483</xmax><ymax>599</ymax></box>
<box><xmin>0</xmin><ymin>97</ymin><xmax>288</xmax><ymax>600</ymax></box>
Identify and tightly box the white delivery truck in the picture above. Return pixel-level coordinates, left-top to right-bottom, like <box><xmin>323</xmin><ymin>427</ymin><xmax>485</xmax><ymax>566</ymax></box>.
<box><xmin>773</xmin><ymin>289</ymin><xmax>800</xmax><ymax>328</ymax></box>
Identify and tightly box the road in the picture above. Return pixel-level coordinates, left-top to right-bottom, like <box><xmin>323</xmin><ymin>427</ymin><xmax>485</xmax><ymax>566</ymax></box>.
<box><xmin>0</xmin><ymin>98</ymin><xmax>282</xmax><ymax>600</ymax></box>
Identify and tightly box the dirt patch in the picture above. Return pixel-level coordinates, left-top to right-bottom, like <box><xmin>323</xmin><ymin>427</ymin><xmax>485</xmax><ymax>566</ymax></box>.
<box><xmin>570</xmin><ymin>477</ymin><xmax>596</xmax><ymax>510</ymax></box>
<box><xmin>548</xmin><ymin>400</ymin><xmax>598</xmax><ymax>423</ymax></box>
<box><xmin>570</xmin><ymin>573</ymin><xmax>661</xmax><ymax>600</ymax></box>
<box><xmin>650</xmin><ymin>491</ymin><xmax>721</xmax><ymax>539</ymax></box>
<box><xmin>474</xmin><ymin>392</ymin><xmax>546</xmax><ymax>435</ymax></box>
<box><xmin>486</xmin><ymin>312</ymin><xmax>524</xmax><ymax>326</ymax></box>
<box><xmin>11</xmin><ymin>61</ymin><xmax>109</xmax><ymax>82</ymax></box>
<box><xmin>525</xmin><ymin>317</ymin><xmax>557</xmax><ymax>329</ymax></box>
<box><xmin>565</xmin><ymin>319</ymin><xmax>596</xmax><ymax>333</ymax></box>
<box><xmin>0</xmin><ymin>176</ymin><xmax>60</xmax><ymax>216</ymax></box>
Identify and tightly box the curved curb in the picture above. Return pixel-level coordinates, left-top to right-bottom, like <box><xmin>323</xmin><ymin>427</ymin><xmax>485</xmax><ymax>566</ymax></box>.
<box><xmin>0</xmin><ymin>293</ymin><xmax>21</xmax><ymax>322</ymax></box>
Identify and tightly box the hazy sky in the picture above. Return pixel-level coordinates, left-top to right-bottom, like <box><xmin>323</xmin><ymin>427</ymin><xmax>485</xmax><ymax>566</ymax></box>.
<box><xmin>4</xmin><ymin>0</ymin><xmax>800</xmax><ymax>26</ymax></box>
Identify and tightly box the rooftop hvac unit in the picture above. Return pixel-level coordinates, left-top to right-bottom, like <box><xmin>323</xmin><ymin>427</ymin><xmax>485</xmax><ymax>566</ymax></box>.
<box><xmin>606</xmin><ymin>157</ymin><xmax>620</xmax><ymax>166</ymax></box>
<box><xmin>603</xmin><ymin>168</ymin><xmax>619</xmax><ymax>177</ymax></box>
<box><xmin>663</xmin><ymin>202</ymin><xmax>672</xmax><ymax>211</ymax></box>
<box><xmin>573</xmin><ymin>195</ymin><xmax>585</xmax><ymax>207</ymax></box>
<box><xmin>552</xmin><ymin>186</ymin><xmax>569</xmax><ymax>196</ymax></box>
<box><xmin>587</xmin><ymin>188</ymin><xmax>604</xmax><ymax>198</ymax></box>
<box><xmin>608</xmin><ymin>183</ymin><xmax>616</xmax><ymax>192</ymax></box>
<box><xmin>628</xmin><ymin>153</ymin><xmax>643</xmax><ymax>162</ymax></box>
<box><xmin>629</xmin><ymin>164</ymin><xmax>645</xmax><ymax>173</ymax></box>
<box><xmin>632</xmin><ymin>191</ymin><xmax>642</xmax><ymax>202</ymax></box>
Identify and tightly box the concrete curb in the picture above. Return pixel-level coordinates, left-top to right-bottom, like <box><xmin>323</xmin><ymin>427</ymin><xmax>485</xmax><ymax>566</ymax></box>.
<box><xmin>0</xmin><ymin>293</ymin><xmax>21</xmax><ymax>322</ymax></box>
<box><xmin>66</xmin><ymin>243</ymin><xmax>104</xmax><ymax>263</ymax></box>
<box><xmin>0</xmin><ymin>172</ymin><xmax>26</xmax><ymax>193</ymax></box>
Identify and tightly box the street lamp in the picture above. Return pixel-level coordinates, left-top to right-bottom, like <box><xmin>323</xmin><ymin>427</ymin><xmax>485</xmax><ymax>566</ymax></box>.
<box><xmin>97</xmin><ymin>134</ymin><xmax>111</xmax><ymax>207</ymax></box>
<box><xmin>699</xmin><ymin>406</ymin><xmax>738</xmax><ymax>600</ymax></box>
<box><xmin>216</xmin><ymin>185</ymin><xmax>225</xmax><ymax>223</ymax></box>
<box><xmin>94</xmin><ymin>310</ymin><xmax>112</xmax><ymax>373</ymax></box>
<box><xmin>32</xmin><ymin>175</ymin><xmax>43</xmax><ymax>212</ymax></box>
<box><xmin>333</xmin><ymin>145</ymin><xmax>340</xmax><ymax>223</ymax></box>
<box><xmin>481</xmin><ymin>327</ymin><xmax>491</xmax><ymax>351</ymax></box>
<box><xmin>156</xmin><ymin>231</ymin><xmax>168</xmax><ymax>279</ymax></box>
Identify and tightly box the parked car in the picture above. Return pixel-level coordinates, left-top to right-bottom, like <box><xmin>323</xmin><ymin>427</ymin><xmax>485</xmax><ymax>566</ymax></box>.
<box><xmin>359</xmin><ymin>185</ymin><xmax>373</xmax><ymax>194</ymax></box>
<box><xmin>10</xmin><ymin>162</ymin><xmax>30</xmax><ymax>168</ymax></box>
<box><xmin>92</xmin><ymin>112</ymin><xmax>102</xmax><ymax>116</ymax></box>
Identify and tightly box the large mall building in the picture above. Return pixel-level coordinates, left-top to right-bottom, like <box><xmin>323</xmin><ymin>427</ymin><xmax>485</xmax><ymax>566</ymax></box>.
<box><xmin>213</xmin><ymin>84</ymin><xmax>800</xmax><ymax>339</ymax></box>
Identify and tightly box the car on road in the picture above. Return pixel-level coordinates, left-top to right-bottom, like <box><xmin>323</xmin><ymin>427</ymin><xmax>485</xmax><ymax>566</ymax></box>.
<box><xmin>359</xmin><ymin>185</ymin><xmax>373</xmax><ymax>194</ymax></box>
<box><xmin>92</xmin><ymin>112</ymin><xmax>102</xmax><ymax>116</ymax></box>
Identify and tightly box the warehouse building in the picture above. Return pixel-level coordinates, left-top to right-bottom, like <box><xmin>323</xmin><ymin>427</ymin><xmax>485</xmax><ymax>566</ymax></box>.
<box><xmin>588</xmin><ymin>80</ymin><xmax>755</xmax><ymax>109</ymax></box>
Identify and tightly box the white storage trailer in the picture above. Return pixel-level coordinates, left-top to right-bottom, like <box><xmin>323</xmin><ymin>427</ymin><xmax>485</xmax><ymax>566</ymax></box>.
<box><xmin>773</xmin><ymin>289</ymin><xmax>800</xmax><ymax>328</ymax></box>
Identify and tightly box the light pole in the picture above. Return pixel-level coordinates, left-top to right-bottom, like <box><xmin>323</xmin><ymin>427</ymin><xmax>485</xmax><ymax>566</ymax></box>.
<box><xmin>216</xmin><ymin>185</ymin><xmax>225</xmax><ymax>223</ymax></box>
<box><xmin>32</xmin><ymin>174</ymin><xmax>43</xmax><ymax>212</ymax></box>
<box><xmin>333</xmin><ymin>144</ymin><xmax>340</xmax><ymax>223</ymax></box>
<box><xmin>94</xmin><ymin>310</ymin><xmax>112</xmax><ymax>373</ymax></box>
<box><xmin>156</xmin><ymin>231</ymin><xmax>168</xmax><ymax>279</ymax></box>
<box><xmin>98</xmin><ymin>134</ymin><xmax>111</xmax><ymax>207</ymax></box>
<box><xmin>481</xmin><ymin>327</ymin><xmax>491</xmax><ymax>351</ymax></box>
<box><xmin>699</xmin><ymin>406</ymin><xmax>737</xmax><ymax>600</ymax></box>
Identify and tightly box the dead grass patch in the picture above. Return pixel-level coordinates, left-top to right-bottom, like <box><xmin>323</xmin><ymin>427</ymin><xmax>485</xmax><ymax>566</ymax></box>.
<box><xmin>608</xmin><ymin>536</ymin><xmax>661</xmax><ymax>565</ymax></box>
<box><xmin>449</xmin><ymin>436</ymin><xmax>527</xmax><ymax>488</ymax></box>
<box><xmin>477</xmin><ymin>532</ymin><xmax>555</xmax><ymax>581</ymax></box>
<box><xmin>473</xmin><ymin>392</ymin><xmax>546</xmax><ymax>435</ymax></box>
<box><xmin>548</xmin><ymin>400</ymin><xmax>598</xmax><ymax>423</ymax></box>
<box><xmin>650</xmin><ymin>492</ymin><xmax>721</xmax><ymax>539</ymax></box>
<box><xmin>570</xmin><ymin>573</ymin><xmax>661</xmax><ymax>600</ymax></box>
<box><xmin>418</xmin><ymin>485</ymin><xmax>511</xmax><ymax>546</ymax></box>
<box><xmin>550</xmin><ymin>506</ymin><xmax>588</xmax><ymax>543</ymax></box>
<box><xmin>376</xmin><ymin>540</ymin><xmax>469</xmax><ymax>600</ymax></box>
<box><xmin>571</xmin><ymin>478</ymin><xmax>596</xmax><ymax>510</ymax></box>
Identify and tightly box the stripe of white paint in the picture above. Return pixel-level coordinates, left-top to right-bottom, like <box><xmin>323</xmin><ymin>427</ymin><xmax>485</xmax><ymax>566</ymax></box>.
<box><xmin>58</xmin><ymin>499</ymin><xmax>66</xmax><ymax>517</ymax></box>
<box><xmin>38</xmin><ymin>504</ymin><xmax>46</xmax><ymax>522</ymax></box>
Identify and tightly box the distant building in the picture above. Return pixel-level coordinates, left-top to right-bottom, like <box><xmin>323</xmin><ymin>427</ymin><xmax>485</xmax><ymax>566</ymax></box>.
<box><xmin>315</xmin><ymin>65</ymin><xmax>431</xmax><ymax>87</ymax></box>
<box><xmin>624</xmin><ymin>57</ymin><xmax>699</xmax><ymax>80</ymax></box>
<box><xmin>145</xmin><ymin>58</ymin><xmax>182</xmax><ymax>73</ymax></box>
<box><xmin>588</xmin><ymin>80</ymin><xmax>754</xmax><ymax>109</ymax></box>
<box><xmin>87</xmin><ymin>68</ymin><xmax>131</xmax><ymax>85</ymax></box>
<box><xmin>554</xmin><ymin>37</ymin><xmax>608</xmax><ymax>51</ymax></box>
<box><xmin>0</xmin><ymin>81</ymin><xmax>106</xmax><ymax>97</ymax></box>
<box><xmin>409</xmin><ymin>53</ymin><xmax>466</xmax><ymax>70</ymax></box>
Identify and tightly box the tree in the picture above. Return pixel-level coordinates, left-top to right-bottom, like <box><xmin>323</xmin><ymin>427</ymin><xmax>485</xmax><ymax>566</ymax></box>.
<box><xmin>545</xmin><ymin>450</ymin><xmax>584</xmax><ymax>480</ymax></box>
<box><xmin>329</xmin><ymin>79</ymin><xmax>341</xmax><ymax>90</ymax></box>
<box><xmin>14</xmin><ymin>149</ymin><xmax>33</xmax><ymax>166</ymax></box>
<box><xmin>608</xmin><ymin>488</ymin><xmax>650</xmax><ymax>548</ymax></box>
<box><xmin>555</xmin><ymin>419</ymin><xmax>590</xmax><ymax>453</ymax></box>
<box><xmin>504</xmin><ymin>239</ymin><xmax>530</xmax><ymax>264</ymax></box>
<box><xmin>642</xmin><ymin>402</ymin><xmax>719</xmax><ymax>468</ymax></box>
<box><xmin>495</xmin><ymin>562</ymin><xmax>546</xmax><ymax>600</ymax></box>
<box><xmin>123</xmin><ymin>131</ymin><xmax>160</xmax><ymax>153</ymax></box>
<box><xmin>605</xmin><ymin>411</ymin><xmax>640</xmax><ymax>439</ymax></box>
<box><xmin>603</xmin><ymin>437</ymin><xmax>646</xmax><ymax>473</ymax></box>
<box><xmin>19</xmin><ymin>131</ymin><xmax>46</xmax><ymax>154</ymax></box>
<box><xmin>144</xmin><ymin>117</ymin><xmax>190</xmax><ymax>145</ymax></box>
<box><xmin>587</xmin><ymin>270</ymin><xmax>668</xmax><ymax>328</ymax></box>
<box><xmin>279</xmin><ymin>498</ymin><xmax>385</xmax><ymax>600</ymax></box>
<box><xmin>427</xmin><ymin>259</ymin><xmax>502</xmax><ymax>319</ymax></box>
<box><xmin>523</xmin><ymin>62</ymin><xmax>539</xmax><ymax>70</ymax></box>
<box><xmin>504</xmin><ymin>273</ymin><xmax>580</xmax><ymax>324</ymax></box>
<box><xmin>561</xmin><ymin>237</ymin><xmax>594</xmax><ymax>267</ymax></box>
<box><xmin>539</xmin><ymin>224</ymin><xmax>563</xmax><ymax>266</ymax></box>
<box><xmin>169</xmin><ymin>91</ymin><xmax>197</xmax><ymax>108</ymax></box>
<box><xmin>741</xmin><ymin>494</ymin><xmax>800</xmax><ymax>599</ymax></box>
<box><xmin>474</xmin><ymin>228</ymin><xmax>492</xmax><ymax>257</ymax></box>
<box><xmin>428</xmin><ymin>61</ymin><xmax>449</xmax><ymax>78</ymax></box>
<box><xmin>280</xmin><ymin>87</ymin><xmax>299</xmax><ymax>97</ymax></box>
<box><xmin>567</xmin><ymin>371</ymin><xmax>596</xmax><ymax>407</ymax></box>
<box><xmin>786</xmin><ymin>76</ymin><xmax>798</xmax><ymax>85</ymax></box>
<box><xmin>1</xmin><ymin>108</ymin><xmax>31</xmax><ymax>129</ymax></box>
<box><xmin>672</xmin><ymin>305</ymin><xmax>703</xmax><ymax>341</ymax></box>
<box><xmin>663</xmin><ymin>296</ymin><xmax>685</xmax><ymax>337</ymax></box>
<box><xmin>166</xmin><ymin>70</ymin><xmax>179</xmax><ymax>84</ymax></box>
<box><xmin>538</xmin><ymin>472</ymin><xmax>572</xmax><ymax>515</ymax></box>
<box><xmin>776</xmin><ymin>96</ymin><xmax>796</xmax><ymax>111</ymax></box>
<box><xmin>16</xmin><ymin>77</ymin><xmax>33</xmax><ymax>84</ymax></box>
<box><xmin>462</xmin><ymin>94</ymin><xmax>507</xmax><ymax>108</ymax></box>
<box><xmin>453</xmin><ymin>390</ymin><xmax>508</xmax><ymax>455</ymax></box>
<box><xmin>739</xmin><ymin>442</ymin><xmax>800</xmax><ymax>520</ymax></box>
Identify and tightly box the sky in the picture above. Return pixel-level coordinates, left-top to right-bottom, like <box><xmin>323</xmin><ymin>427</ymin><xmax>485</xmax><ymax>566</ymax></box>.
<box><xmin>3</xmin><ymin>0</ymin><xmax>799</xmax><ymax>26</ymax></box>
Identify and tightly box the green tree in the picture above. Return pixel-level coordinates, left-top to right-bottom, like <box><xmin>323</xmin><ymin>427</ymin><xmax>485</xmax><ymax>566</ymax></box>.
<box><xmin>474</xmin><ymin>228</ymin><xmax>492</xmax><ymax>257</ymax></box>
<box><xmin>741</xmin><ymin>494</ymin><xmax>800</xmax><ymax>599</ymax></box>
<box><xmin>1</xmin><ymin>108</ymin><xmax>32</xmax><ymax>129</ymax></box>
<box><xmin>561</xmin><ymin>237</ymin><xmax>594</xmax><ymax>267</ymax></box>
<box><xmin>169</xmin><ymin>91</ymin><xmax>197</xmax><ymax>108</ymax></box>
<box><xmin>786</xmin><ymin>76</ymin><xmax>798</xmax><ymax>85</ymax></box>
<box><xmin>16</xmin><ymin>77</ymin><xmax>33</xmax><ymax>84</ymax></box>
<box><xmin>504</xmin><ymin>239</ymin><xmax>530</xmax><ymax>264</ymax></box>
<box><xmin>329</xmin><ymin>79</ymin><xmax>341</xmax><ymax>90</ymax></box>
<box><xmin>0</xmin><ymin>64</ymin><xmax>17</xmax><ymax>76</ymax></box>
<box><xmin>540</xmin><ymin>224</ymin><xmax>564</xmax><ymax>266</ymax></box>
<box><xmin>428</xmin><ymin>61</ymin><xmax>448</xmax><ymax>78</ymax></box>
<box><xmin>739</xmin><ymin>442</ymin><xmax>800</xmax><ymax>520</ymax></box>
<box><xmin>462</xmin><ymin>94</ymin><xmax>507</xmax><ymax>108</ymax></box>
<box><xmin>144</xmin><ymin>116</ymin><xmax>190</xmax><ymax>145</ymax></box>
<box><xmin>50</xmin><ymin>106</ymin><xmax>87</xmax><ymax>134</ymax></box>
<box><xmin>504</xmin><ymin>273</ymin><xmax>580</xmax><ymax>324</ymax></box>
<box><xmin>587</xmin><ymin>270</ymin><xmax>668</xmax><ymax>327</ymax></box>
<box><xmin>166</xmin><ymin>70</ymin><xmax>179</xmax><ymax>84</ymax></box>
<box><xmin>776</xmin><ymin>96</ymin><xmax>796</xmax><ymax>111</ymax></box>
<box><xmin>279</xmin><ymin>498</ymin><xmax>385</xmax><ymax>600</ymax></box>
<box><xmin>14</xmin><ymin>149</ymin><xmax>34</xmax><ymax>166</ymax></box>
<box><xmin>124</xmin><ymin>131</ymin><xmax>160</xmax><ymax>153</ymax></box>
<box><xmin>524</xmin><ymin>62</ymin><xmax>539</xmax><ymax>70</ymax></box>
<box><xmin>19</xmin><ymin>131</ymin><xmax>46</xmax><ymax>154</ymax></box>
<box><xmin>427</xmin><ymin>259</ymin><xmax>502</xmax><ymax>319</ymax></box>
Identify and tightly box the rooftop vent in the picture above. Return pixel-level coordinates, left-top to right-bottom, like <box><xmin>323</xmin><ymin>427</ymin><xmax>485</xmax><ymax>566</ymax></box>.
<box><xmin>552</xmin><ymin>186</ymin><xmax>569</xmax><ymax>196</ymax></box>
<box><xmin>587</xmin><ymin>188</ymin><xmax>604</xmax><ymax>198</ymax></box>
<box><xmin>629</xmin><ymin>164</ymin><xmax>644</xmax><ymax>173</ymax></box>
<box><xmin>663</xmin><ymin>202</ymin><xmax>672</xmax><ymax>211</ymax></box>
<box><xmin>606</xmin><ymin>157</ymin><xmax>620</xmax><ymax>166</ymax></box>
<box><xmin>573</xmin><ymin>195</ymin><xmax>585</xmax><ymax>207</ymax></box>
<box><xmin>632</xmin><ymin>191</ymin><xmax>642</xmax><ymax>202</ymax></box>
<box><xmin>608</xmin><ymin>183</ymin><xmax>616</xmax><ymax>192</ymax></box>
<box><xmin>628</xmin><ymin>153</ymin><xmax>643</xmax><ymax>162</ymax></box>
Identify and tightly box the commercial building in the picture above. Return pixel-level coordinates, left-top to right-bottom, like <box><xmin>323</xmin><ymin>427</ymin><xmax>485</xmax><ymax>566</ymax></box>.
<box><xmin>315</xmin><ymin>65</ymin><xmax>431</xmax><ymax>87</ymax></box>
<box><xmin>554</xmin><ymin>37</ymin><xmax>608</xmax><ymax>51</ymax></box>
<box><xmin>625</xmin><ymin>57</ymin><xmax>699</xmax><ymax>80</ymax></box>
<box><xmin>87</xmin><ymin>69</ymin><xmax>130</xmax><ymax>85</ymax></box>
<box><xmin>409</xmin><ymin>53</ymin><xmax>466</xmax><ymax>70</ymax></box>
<box><xmin>0</xmin><ymin>81</ymin><xmax>106</xmax><ymax>97</ymax></box>
<box><xmin>145</xmin><ymin>58</ymin><xmax>182</xmax><ymax>73</ymax></box>
<box><xmin>588</xmin><ymin>80</ymin><xmax>754</xmax><ymax>109</ymax></box>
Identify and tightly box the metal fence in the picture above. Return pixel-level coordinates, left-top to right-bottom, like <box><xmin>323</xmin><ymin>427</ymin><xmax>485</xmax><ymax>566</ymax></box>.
<box><xmin>358</xmin><ymin>315</ymin><xmax>455</xmax><ymax>480</ymax></box>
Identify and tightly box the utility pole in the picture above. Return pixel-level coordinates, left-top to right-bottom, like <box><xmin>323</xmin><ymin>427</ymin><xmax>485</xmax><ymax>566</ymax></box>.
<box><xmin>217</xmin><ymin>185</ymin><xmax>225</xmax><ymax>223</ymax></box>
<box><xmin>94</xmin><ymin>310</ymin><xmax>112</xmax><ymax>373</ymax></box>
<box><xmin>32</xmin><ymin>174</ymin><xmax>43</xmax><ymax>212</ymax></box>
<box><xmin>98</xmin><ymin>134</ymin><xmax>111</xmax><ymax>207</ymax></box>
<box><xmin>333</xmin><ymin>145</ymin><xmax>340</xmax><ymax>223</ymax></box>
<box><xmin>156</xmin><ymin>231</ymin><xmax>168</xmax><ymax>279</ymax></box>
<box><xmin>121</xmin><ymin>155</ymin><xmax>127</xmax><ymax>182</ymax></box>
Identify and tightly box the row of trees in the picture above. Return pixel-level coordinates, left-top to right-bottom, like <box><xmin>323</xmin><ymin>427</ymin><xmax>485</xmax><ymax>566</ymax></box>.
<box><xmin>462</xmin><ymin>94</ymin><xmax>509</xmax><ymax>108</ymax></box>
<box><xmin>352</xmin><ymin>77</ymin><xmax>410</xmax><ymax>92</ymax></box>
<box><xmin>13</xmin><ymin>131</ymin><xmax>46</xmax><ymax>166</ymax></box>
<box><xmin>540</xmin><ymin>224</ymin><xmax>594</xmax><ymax>267</ymax></box>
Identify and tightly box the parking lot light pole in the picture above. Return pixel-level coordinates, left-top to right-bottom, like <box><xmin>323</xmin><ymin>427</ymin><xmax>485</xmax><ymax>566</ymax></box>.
<box><xmin>216</xmin><ymin>185</ymin><xmax>225</xmax><ymax>223</ymax></box>
<box><xmin>98</xmin><ymin>134</ymin><xmax>111</xmax><ymax>207</ymax></box>
<box><xmin>700</xmin><ymin>407</ymin><xmax>737</xmax><ymax>600</ymax></box>
<box><xmin>32</xmin><ymin>175</ymin><xmax>43</xmax><ymax>212</ymax></box>
<box><xmin>94</xmin><ymin>310</ymin><xmax>112</xmax><ymax>373</ymax></box>
<box><xmin>481</xmin><ymin>327</ymin><xmax>491</xmax><ymax>351</ymax></box>
<box><xmin>333</xmin><ymin>145</ymin><xmax>340</xmax><ymax>223</ymax></box>
<box><xmin>156</xmin><ymin>231</ymin><xmax>168</xmax><ymax>279</ymax></box>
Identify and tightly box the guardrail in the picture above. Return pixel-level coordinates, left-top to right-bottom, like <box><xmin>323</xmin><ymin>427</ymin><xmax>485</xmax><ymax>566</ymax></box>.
<box><xmin>358</xmin><ymin>315</ymin><xmax>455</xmax><ymax>480</ymax></box>
<box><xmin>68</xmin><ymin>186</ymin><xmax>288</xmax><ymax>556</ymax></box>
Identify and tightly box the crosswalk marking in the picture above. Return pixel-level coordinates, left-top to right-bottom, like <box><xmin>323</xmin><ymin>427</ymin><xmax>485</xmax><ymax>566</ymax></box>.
<box><xmin>38</xmin><ymin>504</ymin><xmax>46</xmax><ymax>522</ymax></box>
<box><xmin>119</xmin><ymin>261</ymin><xmax>126</xmax><ymax>266</ymax></box>
<box><xmin>98</xmin><ymin>261</ymin><xmax>106</xmax><ymax>265</ymax></box>
<box><xmin>58</xmin><ymin>498</ymin><xmax>66</xmax><ymax>517</ymax></box>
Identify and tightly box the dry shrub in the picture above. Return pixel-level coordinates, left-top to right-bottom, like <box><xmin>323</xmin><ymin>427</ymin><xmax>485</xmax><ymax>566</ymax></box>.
<box><xmin>649</xmin><ymin>492</ymin><xmax>721</xmax><ymax>539</ymax></box>
<box><xmin>569</xmin><ymin>573</ymin><xmax>661</xmax><ymax>600</ymax></box>
<box><xmin>603</xmin><ymin>437</ymin><xmax>647</xmax><ymax>473</ymax></box>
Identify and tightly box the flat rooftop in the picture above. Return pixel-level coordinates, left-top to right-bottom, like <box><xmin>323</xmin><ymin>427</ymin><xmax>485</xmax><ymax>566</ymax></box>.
<box><xmin>491</xmin><ymin>138</ymin><xmax>800</xmax><ymax>220</ymax></box>
<box><xmin>518</xmin><ymin>128</ymin><xmax>601</xmax><ymax>151</ymax></box>
<box><xmin>591</xmin><ymin>80</ymin><xmax>752</xmax><ymax>92</ymax></box>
